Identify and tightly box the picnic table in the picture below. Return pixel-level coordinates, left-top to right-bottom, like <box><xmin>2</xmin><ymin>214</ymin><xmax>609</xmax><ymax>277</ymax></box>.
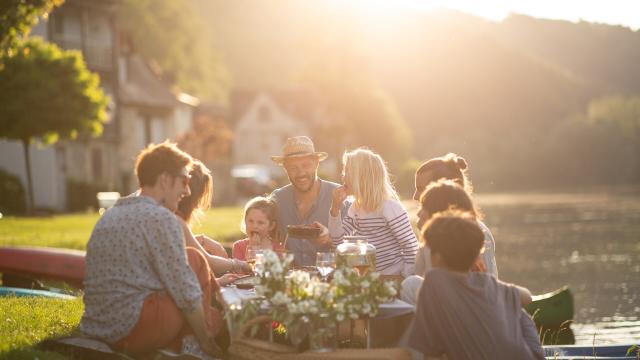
<box><xmin>220</xmin><ymin>286</ymin><xmax>415</xmax><ymax>348</ymax></box>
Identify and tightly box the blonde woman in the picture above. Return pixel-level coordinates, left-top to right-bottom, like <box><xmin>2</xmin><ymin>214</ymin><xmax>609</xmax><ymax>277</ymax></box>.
<box><xmin>329</xmin><ymin>148</ymin><xmax>419</xmax><ymax>277</ymax></box>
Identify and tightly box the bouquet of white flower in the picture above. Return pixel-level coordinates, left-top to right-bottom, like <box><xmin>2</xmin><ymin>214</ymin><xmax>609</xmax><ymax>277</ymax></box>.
<box><xmin>236</xmin><ymin>250</ymin><xmax>397</xmax><ymax>348</ymax></box>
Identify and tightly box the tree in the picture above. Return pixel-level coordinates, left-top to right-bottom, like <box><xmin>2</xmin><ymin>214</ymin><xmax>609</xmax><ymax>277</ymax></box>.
<box><xmin>587</xmin><ymin>96</ymin><xmax>640</xmax><ymax>180</ymax></box>
<box><xmin>0</xmin><ymin>0</ymin><xmax>63</xmax><ymax>52</ymax></box>
<box><xmin>295</xmin><ymin>19</ymin><xmax>412</xmax><ymax>171</ymax></box>
<box><xmin>117</xmin><ymin>0</ymin><xmax>229</xmax><ymax>102</ymax></box>
<box><xmin>0</xmin><ymin>38</ymin><xmax>108</xmax><ymax>213</ymax></box>
<box><xmin>177</xmin><ymin>112</ymin><xmax>233</xmax><ymax>163</ymax></box>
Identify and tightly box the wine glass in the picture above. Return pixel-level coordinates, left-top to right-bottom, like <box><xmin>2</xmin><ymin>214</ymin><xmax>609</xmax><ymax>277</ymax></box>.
<box><xmin>316</xmin><ymin>252</ymin><xmax>336</xmax><ymax>280</ymax></box>
<box><xmin>245</xmin><ymin>246</ymin><xmax>263</xmax><ymax>273</ymax></box>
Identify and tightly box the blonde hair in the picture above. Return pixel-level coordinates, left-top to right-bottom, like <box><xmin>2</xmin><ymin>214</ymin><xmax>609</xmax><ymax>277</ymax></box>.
<box><xmin>240</xmin><ymin>196</ymin><xmax>281</xmax><ymax>241</ymax></box>
<box><xmin>343</xmin><ymin>148</ymin><xmax>399</xmax><ymax>213</ymax></box>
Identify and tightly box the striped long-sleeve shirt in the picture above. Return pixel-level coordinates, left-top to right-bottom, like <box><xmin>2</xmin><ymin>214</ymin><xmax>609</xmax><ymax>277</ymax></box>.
<box><xmin>328</xmin><ymin>199</ymin><xmax>419</xmax><ymax>276</ymax></box>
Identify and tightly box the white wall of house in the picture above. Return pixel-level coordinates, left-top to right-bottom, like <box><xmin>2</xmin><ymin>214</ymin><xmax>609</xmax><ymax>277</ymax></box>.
<box><xmin>233</xmin><ymin>93</ymin><xmax>309</xmax><ymax>174</ymax></box>
<box><xmin>0</xmin><ymin>140</ymin><xmax>66</xmax><ymax>211</ymax></box>
<box><xmin>118</xmin><ymin>105</ymin><xmax>195</xmax><ymax>194</ymax></box>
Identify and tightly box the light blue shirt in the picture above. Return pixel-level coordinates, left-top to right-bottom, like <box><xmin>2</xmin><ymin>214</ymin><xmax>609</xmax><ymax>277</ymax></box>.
<box><xmin>271</xmin><ymin>179</ymin><xmax>343</xmax><ymax>266</ymax></box>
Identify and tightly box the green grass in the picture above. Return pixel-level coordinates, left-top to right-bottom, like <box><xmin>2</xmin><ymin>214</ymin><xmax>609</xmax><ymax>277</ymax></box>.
<box><xmin>0</xmin><ymin>296</ymin><xmax>83</xmax><ymax>359</ymax></box>
<box><xmin>0</xmin><ymin>207</ymin><xmax>244</xmax><ymax>358</ymax></box>
<box><xmin>0</xmin><ymin>206</ymin><xmax>244</xmax><ymax>250</ymax></box>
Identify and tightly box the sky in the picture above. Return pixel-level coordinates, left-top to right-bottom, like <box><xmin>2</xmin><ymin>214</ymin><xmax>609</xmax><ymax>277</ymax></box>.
<box><xmin>340</xmin><ymin>0</ymin><xmax>640</xmax><ymax>30</ymax></box>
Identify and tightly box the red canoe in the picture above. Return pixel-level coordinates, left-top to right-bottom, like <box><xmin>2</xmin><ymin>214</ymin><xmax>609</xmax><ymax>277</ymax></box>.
<box><xmin>0</xmin><ymin>247</ymin><xmax>85</xmax><ymax>288</ymax></box>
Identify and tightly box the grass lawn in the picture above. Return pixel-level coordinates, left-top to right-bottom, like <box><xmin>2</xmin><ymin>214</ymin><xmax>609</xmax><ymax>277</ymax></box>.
<box><xmin>0</xmin><ymin>206</ymin><xmax>244</xmax><ymax>358</ymax></box>
<box><xmin>0</xmin><ymin>296</ymin><xmax>83</xmax><ymax>359</ymax></box>
<box><xmin>0</xmin><ymin>206</ymin><xmax>245</xmax><ymax>250</ymax></box>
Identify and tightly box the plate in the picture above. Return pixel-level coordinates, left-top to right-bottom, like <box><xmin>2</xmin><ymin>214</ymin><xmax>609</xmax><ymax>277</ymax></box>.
<box><xmin>287</xmin><ymin>225</ymin><xmax>321</xmax><ymax>239</ymax></box>
<box><xmin>233</xmin><ymin>275</ymin><xmax>259</xmax><ymax>289</ymax></box>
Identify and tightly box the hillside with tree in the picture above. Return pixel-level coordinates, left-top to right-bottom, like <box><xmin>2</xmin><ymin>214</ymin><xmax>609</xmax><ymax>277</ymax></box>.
<box><xmin>202</xmin><ymin>2</ymin><xmax>639</xmax><ymax>190</ymax></box>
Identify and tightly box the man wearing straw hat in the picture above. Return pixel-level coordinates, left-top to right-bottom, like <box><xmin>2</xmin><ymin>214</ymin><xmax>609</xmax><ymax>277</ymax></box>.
<box><xmin>271</xmin><ymin>136</ymin><xmax>341</xmax><ymax>266</ymax></box>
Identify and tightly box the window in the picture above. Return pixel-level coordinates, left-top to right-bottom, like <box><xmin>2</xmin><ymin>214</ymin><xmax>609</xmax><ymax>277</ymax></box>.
<box><xmin>53</xmin><ymin>14</ymin><xmax>64</xmax><ymax>34</ymax></box>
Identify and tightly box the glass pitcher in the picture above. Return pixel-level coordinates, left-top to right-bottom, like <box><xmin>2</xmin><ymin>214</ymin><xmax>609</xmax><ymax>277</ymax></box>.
<box><xmin>336</xmin><ymin>235</ymin><xmax>376</xmax><ymax>275</ymax></box>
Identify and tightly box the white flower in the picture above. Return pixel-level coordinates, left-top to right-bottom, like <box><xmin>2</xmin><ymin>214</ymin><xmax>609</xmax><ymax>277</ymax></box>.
<box><xmin>254</xmin><ymin>285</ymin><xmax>266</xmax><ymax>296</ymax></box>
<box><xmin>289</xmin><ymin>270</ymin><xmax>310</xmax><ymax>285</ymax></box>
<box><xmin>264</xmin><ymin>250</ymin><xmax>279</xmax><ymax>263</ymax></box>
<box><xmin>362</xmin><ymin>303</ymin><xmax>372</xmax><ymax>315</ymax></box>
<box><xmin>337</xmin><ymin>313</ymin><xmax>345</xmax><ymax>322</ymax></box>
<box><xmin>385</xmin><ymin>282</ymin><xmax>397</xmax><ymax>296</ymax></box>
<box><xmin>287</xmin><ymin>302</ymin><xmax>299</xmax><ymax>314</ymax></box>
<box><xmin>271</xmin><ymin>291</ymin><xmax>291</xmax><ymax>306</ymax></box>
<box><xmin>361</xmin><ymin>280</ymin><xmax>370</xmax><ymax>289</ymax></box>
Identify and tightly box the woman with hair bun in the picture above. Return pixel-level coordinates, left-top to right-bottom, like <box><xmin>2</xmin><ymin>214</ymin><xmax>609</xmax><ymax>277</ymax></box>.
<box><xmin>412</xmin><ymin>153</ymin><xmax>496</xmax><ymax>276</ymax></box>
<box><xmin>412</xmin><ymin>153</ymin><xmax>473</xmax><ymax>200</ymax></box>
<box><xmin>400</xmin><ymin>154</ymin><xmax>498</xmax><ymax>304</ymax></box>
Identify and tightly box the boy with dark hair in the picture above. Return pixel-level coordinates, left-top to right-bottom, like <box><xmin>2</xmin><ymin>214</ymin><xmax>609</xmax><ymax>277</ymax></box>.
<box><xmin>81</xmin><ymin>141</ymin><xmax>222</xmax><ymax>358</ymax></box>
<box><xmin>408</xmin><ymin>210</ymin><xmax>544</xmax><ymax>360</ymax></box>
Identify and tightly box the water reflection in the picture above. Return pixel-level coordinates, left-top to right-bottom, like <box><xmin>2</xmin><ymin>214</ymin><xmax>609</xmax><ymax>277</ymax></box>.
<box><xmin>474</xmin><ymin>187</ymin><xmax>640</xmax><ymax>345</ymax></box>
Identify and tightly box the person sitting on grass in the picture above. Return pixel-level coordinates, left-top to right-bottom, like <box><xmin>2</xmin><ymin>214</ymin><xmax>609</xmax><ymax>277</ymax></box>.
<box><xmin>80</xmin><ymin>142</ymin><xmax>222</xmax><ymax>358</ymax></box>
<box><xmin>176</xmin><ymin>160</ymin><xmax>251</xmax><ymax>282</ymax></box>
<box><xmin>232</xmin><ymin>196</ymin><xmax>285</xmax><ymax>261</ymax></box>
<box><xmin>408</xmin><ymin>210</ymin><xmax>544</xmax><ymax>360</ymax></box>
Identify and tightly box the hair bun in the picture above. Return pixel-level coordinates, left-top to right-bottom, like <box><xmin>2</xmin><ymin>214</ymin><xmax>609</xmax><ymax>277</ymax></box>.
<box><xmin>455</xmin><ymin>156</ymin><xmax>468</xmax><ymax>170</ymax></box>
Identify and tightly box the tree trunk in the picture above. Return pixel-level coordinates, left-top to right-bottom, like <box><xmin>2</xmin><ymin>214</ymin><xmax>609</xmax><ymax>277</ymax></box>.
<box><xmin>21</xmin><ymin>139</ymin><xmax>34</xmax><ymax>215</ymax></box>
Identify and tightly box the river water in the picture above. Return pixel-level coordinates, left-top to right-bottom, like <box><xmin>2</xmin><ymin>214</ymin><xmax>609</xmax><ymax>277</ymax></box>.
<box><xmin>474</xmin><ymin>186</ymin><xmax>640</xmax><ymax>345</ymax></box>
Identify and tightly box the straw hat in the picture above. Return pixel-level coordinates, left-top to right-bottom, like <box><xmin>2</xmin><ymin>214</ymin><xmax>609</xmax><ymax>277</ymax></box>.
<box><xmin>271</xmin><ymin>136</ymin><xmax>328</xmax><ymax>164</ymax></box>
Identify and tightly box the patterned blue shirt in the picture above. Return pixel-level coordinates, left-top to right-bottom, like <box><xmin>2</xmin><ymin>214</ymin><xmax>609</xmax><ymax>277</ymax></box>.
<box><xmin>80</xmin><ymin>194</ymin><xmax>202</xmax><ymax>343</ymax></box>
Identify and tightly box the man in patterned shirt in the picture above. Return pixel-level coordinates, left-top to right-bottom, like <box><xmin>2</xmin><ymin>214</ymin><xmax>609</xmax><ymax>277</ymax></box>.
<box><xmin>80</xmin><ymin>141</ymin><xmax>221</xmax><ymax>357</ymax></box>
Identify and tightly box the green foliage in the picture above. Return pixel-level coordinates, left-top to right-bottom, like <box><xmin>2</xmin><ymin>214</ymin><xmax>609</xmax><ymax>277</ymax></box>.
<box><xmin>0</xmin><ymin>0</ymin><xmax>63</xmax><ymax>52</ymax></box>
<box><xmin>394</xmin><ymin>158</ymin><xmax>422</xmax><ymax>197</ymax></box>
<box><xmin>118</xmin><ymin>0</ymin><xmax>229</xmax><ymax>102</ymax></box>
<box><xmin>204</xmin><ymin>4</ymin><xmax>640</xmax><ymax>189</ymax></box>
<box><xmin>296</xmin><ymin>29</ymin><xmax>412</xmax><ymax>167</ymax></box>
<box><xmin>0</xmin><ymin>169</ymin><xmax>26</xmax><ymax>215</ymax></box>
<box><xmin>0</xmin><ymin>37</ymin><xmax>108</xmax><ymax>143</ymax></box>
<box><xmin>0</xmin><ymin>37</ymin><xmax>108</xmax><ymax>212</ymax></box>
<box><xmin>587</xmin><ymin>96</ymin><xmax>640</xmax><ymax>136</ymax></box>
<box><xmin>0</xmin><ymin>296</ymin><xmax>82</xmax><ymax>359</ymax></box>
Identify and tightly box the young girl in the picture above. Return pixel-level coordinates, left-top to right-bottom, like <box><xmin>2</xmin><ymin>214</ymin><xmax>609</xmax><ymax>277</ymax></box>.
<box><xmin>329</xmin><ymin>148</ymin><xmax>419</xmax><ymax>277</ymax></box>
<box><xmin>232</xmin><ymin>196</ymin><xmax>285</xmax><ymax>260</ymax></box>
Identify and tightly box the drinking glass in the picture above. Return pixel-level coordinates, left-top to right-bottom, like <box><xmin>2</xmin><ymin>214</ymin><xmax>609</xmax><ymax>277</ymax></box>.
<box><xmin>245</xmin><ymin>246</ymin><xmax>263</xmax><ymax>273</ymax></box>
<box><xmin>316</xmin><ymin>252</ymin><xmax>336</xmax><ymax>280</ymax></box>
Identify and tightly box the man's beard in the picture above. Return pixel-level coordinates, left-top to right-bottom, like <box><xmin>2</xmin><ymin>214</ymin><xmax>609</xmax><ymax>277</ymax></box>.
<box><xmin>289</xmin><ymin>174</ymin><xmax>316</xmax><ymax>193</ymax></box>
